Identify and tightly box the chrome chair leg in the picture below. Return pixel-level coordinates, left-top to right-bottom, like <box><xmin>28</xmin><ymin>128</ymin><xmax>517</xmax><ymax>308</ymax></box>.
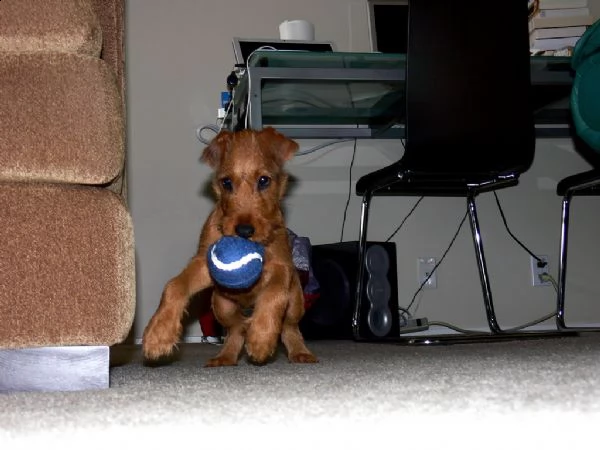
<box><xmin>467</xmin><ymin>194</ymin><xmax>502</xmax><ymax>334</ymax></box>
<box><xmin>555</xmin><ymin>193</ymin><xmax>599</xmax><ymax>332</ymax></box>
<box><xmin>556</xmin><ymin>194</ymin><xmax>571</xmax><ymax>330</ymax></box>
<box><xmin>353</xmin><ymin>191</ymin><xmax>372</xmax><ymax>339</ymax></box>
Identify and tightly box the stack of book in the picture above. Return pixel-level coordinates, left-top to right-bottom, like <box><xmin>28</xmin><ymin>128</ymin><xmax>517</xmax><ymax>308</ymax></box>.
<box><xmin>529</xmin><ymin>0</ymin><xmax>595</xmax><ymax>55</ymax></box>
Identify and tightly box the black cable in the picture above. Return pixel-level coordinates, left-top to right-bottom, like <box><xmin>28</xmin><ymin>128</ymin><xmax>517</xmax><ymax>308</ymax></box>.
<box><xmin>493</xmin><ymin>191</ymin><xmax>544</xmax><ymax>264</ymax></box>
<box><xmin>405</xmin><ymin>209</ymin><xmax>469</xmax><ymax>312</ymax></box>
<box><xmin>339</xmin><ymin>138</ymin><xmax>358</xmax><ymax>242</ymax></box>
<box><xmin>385</xmin><ymin>196</ymin><xmax>424</xmax><ymax>242</ymax></box>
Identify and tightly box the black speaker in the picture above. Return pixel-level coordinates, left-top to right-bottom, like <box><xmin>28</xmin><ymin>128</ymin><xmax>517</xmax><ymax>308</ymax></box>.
<box><xmin>300</xmin><ymin>241</ymin><xmax>400</xmax><ymax>341</ymax></box>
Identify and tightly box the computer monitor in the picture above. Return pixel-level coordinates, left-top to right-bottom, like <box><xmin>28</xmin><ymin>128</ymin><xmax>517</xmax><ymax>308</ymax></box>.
<box><xmin>232</xmin><ymin>37</ymin><xmax>335</xmax><ymax>66</ymax></box>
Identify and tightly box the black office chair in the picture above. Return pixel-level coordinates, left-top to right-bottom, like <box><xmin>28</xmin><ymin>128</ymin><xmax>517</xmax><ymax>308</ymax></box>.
<box><xmin>555</xmin><ymin>20</ymin><xmax>600</xmax><ymax>331</ymax></box>
<box><xmin>352</xmin><ymin>0</ymin><xmax>535</xmax><ymax>338</ymax></box>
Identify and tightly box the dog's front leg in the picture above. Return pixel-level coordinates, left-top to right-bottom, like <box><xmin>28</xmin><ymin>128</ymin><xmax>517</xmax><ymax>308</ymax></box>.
<box><xmin>245</xmin><ymin>274</ymin><xmax>289</xmax><ymax>365</ymax></box>
<box><xmin>206</xmin><ymin>293</ymin><xmax>247</xmax><ymax>367</ymax></box>
<box><xmin>143</xmin><ymin>256</ymin><xmax>211</xmax><ymax>360</ymax></box>
<box><xmin>281</xmin><ymin>276</ymin><xmax>318</xmax><ymax>364</ymax></box>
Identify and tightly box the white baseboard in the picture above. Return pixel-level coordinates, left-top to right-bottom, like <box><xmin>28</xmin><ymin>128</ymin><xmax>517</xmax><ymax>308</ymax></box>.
<box><xmin>133</xmin><ymin>321</ymin><xmax>600</xmax><ymax>345</ymax></box>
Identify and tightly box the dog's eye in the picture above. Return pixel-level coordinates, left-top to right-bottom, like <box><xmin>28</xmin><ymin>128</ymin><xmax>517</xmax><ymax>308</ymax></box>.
<box><xmin>221</xmin><ymin>178</ymin><xmax>233</xmax><ymax>192</ymax></box>
<box><xmin>257</xmin><ymin>176</ymin><xmax>271</xmax><ymax>190</ymax></box>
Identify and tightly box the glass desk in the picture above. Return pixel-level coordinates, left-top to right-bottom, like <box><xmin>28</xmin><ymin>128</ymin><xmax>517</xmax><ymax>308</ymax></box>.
<box><xmin>227</xmin><ymin>50</ymin><xmax>573</xmax><ymax>139</ymax></box>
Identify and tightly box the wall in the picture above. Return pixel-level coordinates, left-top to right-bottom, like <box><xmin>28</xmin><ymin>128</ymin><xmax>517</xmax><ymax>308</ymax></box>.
<box><xmin>126</xmin><ymin>0</ymin><xmax>600</xmax><ymax>341</ymax></box>
<box><xmin>591</xmin><ymin>1</ymin><xmax>600</xmax><ymax>20</ymax></box>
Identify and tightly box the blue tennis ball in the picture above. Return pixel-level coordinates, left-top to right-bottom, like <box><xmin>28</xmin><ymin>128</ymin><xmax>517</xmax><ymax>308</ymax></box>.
<box><xmin>207</xmin><ymin>236</ymin><xmax>265</xmax><ymax>289</ymax></box>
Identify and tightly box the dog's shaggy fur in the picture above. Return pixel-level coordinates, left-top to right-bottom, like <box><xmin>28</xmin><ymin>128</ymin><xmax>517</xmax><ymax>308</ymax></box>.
<box><xmin>143</xmin><ymin>128</ymin><xmax>317</xmax><ymax>366</ymax></box>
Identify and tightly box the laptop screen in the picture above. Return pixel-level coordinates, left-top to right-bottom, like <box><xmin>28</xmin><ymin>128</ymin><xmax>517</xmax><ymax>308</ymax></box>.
<box><xmin>232</xmin><ymin>37</ymin><xmax>335</xmax><ymax>65</ymax></box>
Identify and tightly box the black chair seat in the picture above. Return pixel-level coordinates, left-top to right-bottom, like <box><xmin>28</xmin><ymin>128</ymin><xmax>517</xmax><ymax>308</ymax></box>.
<box><xmin>556</xmin><ymin>169</ymin><xmax>600</xmax><ymax>196</ymax></box>
<box><xmin>356</xmin><ymin>162</ymin><xmax>520</xmax><ymax>197</ymax></box>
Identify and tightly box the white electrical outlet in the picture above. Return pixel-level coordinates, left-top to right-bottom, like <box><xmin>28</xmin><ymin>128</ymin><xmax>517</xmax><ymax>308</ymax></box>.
<box><xmin>530</xmin><ymin>255</ymin><xmax>551</xmax><ymax>287</ymax></box>
<box><xmin>417</xmin><ymin>257</ymin><xmax>437</xmax><ymax>289</ymax></box>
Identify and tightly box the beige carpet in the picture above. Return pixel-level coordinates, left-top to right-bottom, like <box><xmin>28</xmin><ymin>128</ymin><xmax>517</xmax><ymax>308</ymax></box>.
<box><xmin>2</xmin><ymin>334</ymin><xmax>600</xmax><ymax>449</ymax></box>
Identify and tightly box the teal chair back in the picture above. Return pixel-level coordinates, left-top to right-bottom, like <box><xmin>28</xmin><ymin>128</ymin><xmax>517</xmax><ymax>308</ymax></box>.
<box><xmin>571</xmin><ymin>19</ymin><xmax>600</xmax><ymax>153</ymax></box>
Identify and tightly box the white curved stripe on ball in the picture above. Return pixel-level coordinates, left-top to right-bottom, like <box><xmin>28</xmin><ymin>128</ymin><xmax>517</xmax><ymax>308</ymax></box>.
<box><xmin>210</xmin><ymin>246</ymin><xmax>263</xmax><ymax>272</ymax></box>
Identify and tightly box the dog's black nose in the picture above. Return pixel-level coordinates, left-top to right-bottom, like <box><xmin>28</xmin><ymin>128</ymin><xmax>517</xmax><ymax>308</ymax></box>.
<box><xmin>235</xmin><ymin>224</ymin><xmax>255</xmax><ymax>239</ymax></box>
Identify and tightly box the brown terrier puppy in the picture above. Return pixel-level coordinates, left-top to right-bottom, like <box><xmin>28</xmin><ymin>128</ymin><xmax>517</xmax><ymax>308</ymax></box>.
<box><xmin>142</xmin><ymin>127</ymin><xmax>318</xmax><ymax>366</ymax></box>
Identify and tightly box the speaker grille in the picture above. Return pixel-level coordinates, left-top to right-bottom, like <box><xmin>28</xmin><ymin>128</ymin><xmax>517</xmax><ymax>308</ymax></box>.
<box><xmin>365</xmin><ymin>244</ymin><xmax>393</xmax><ymax>337</ymax></box>
<box><xmin>367</xmin><ymin>307</ymin><xmax>393</xmax><ymax>337</ymax></box>
<box><xmin>365</xmin><ymin>244</ymin><xmax>390</xmax><ymax>273</ymax></box>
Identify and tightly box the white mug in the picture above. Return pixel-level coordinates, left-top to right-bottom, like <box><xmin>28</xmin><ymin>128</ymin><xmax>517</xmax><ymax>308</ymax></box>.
<box><xmin>279</xmin><ymin>20</ymin><xmax>315</xmax><ymax>41</ymax></box>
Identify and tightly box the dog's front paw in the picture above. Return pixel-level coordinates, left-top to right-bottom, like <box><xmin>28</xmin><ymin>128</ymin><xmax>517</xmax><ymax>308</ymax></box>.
<box><xmin>142</xmin><ymin>334</ymin><xmax>177</xmax><ymax>361</ymax></box>
<box><xmin>245</xmin><ymin>334</ymin><xmax>277</xmax><ymax>365</ymax></box>
<box><xmin>142</xmin><ymin>320</ymin><xmax>181</xmax><ymax>361</ymax></box>
<box><xmin>289</xmin><ymin>351</ymin><xmax>319</xmax><ymax>364</ymax></box>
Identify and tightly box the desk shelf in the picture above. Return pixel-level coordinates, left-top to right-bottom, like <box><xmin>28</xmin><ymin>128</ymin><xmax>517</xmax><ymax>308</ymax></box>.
<box><xmin>228</xmin><ymin>51</ymin><xmax>573</xmax><ymax>139</ymax></box>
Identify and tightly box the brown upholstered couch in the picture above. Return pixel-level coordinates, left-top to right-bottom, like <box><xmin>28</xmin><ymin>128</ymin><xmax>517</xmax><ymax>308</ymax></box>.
<box><xmin>0</xmin><ymin>0</ymin><xmax>135</xmax><ymax>391</ymax></box>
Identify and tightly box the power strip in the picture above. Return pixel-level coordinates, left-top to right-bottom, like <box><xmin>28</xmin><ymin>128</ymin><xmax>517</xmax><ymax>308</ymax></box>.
<box><xmin>399</xmin><ymin>317</ymin><xmax>430</xmax><ymax>334</ymax></box>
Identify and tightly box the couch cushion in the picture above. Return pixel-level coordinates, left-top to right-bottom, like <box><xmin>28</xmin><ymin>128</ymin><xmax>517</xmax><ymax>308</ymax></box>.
<box><xmin>0</xmin><ymin>182</ymin><xmax>135</xmax><ymax>349</ymax></box>
<box><xmin>0</xmin><ymin>0</ymin><xmax>102</xmax><ymax>56</ymax></box>
<box><xmin>91</xmin><ymin>0</ymin><xmax>125</xmax><ymax>92</ymax></box>
<box><xmin>0</xmin><ymin>52</ymin><xmax>124</xmax><ymax>185</ymax></box>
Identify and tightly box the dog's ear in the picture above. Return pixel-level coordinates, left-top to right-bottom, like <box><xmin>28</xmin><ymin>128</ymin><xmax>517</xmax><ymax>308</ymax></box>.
<box><xmin>201</xmin><ymin>130</ymin><xmax>233</xmax><ymax>168</ymax></box>
<box><xmin>260</xmin><ymin>127</ymin><xmax>299</xmax><ymax>162</ymax></box>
